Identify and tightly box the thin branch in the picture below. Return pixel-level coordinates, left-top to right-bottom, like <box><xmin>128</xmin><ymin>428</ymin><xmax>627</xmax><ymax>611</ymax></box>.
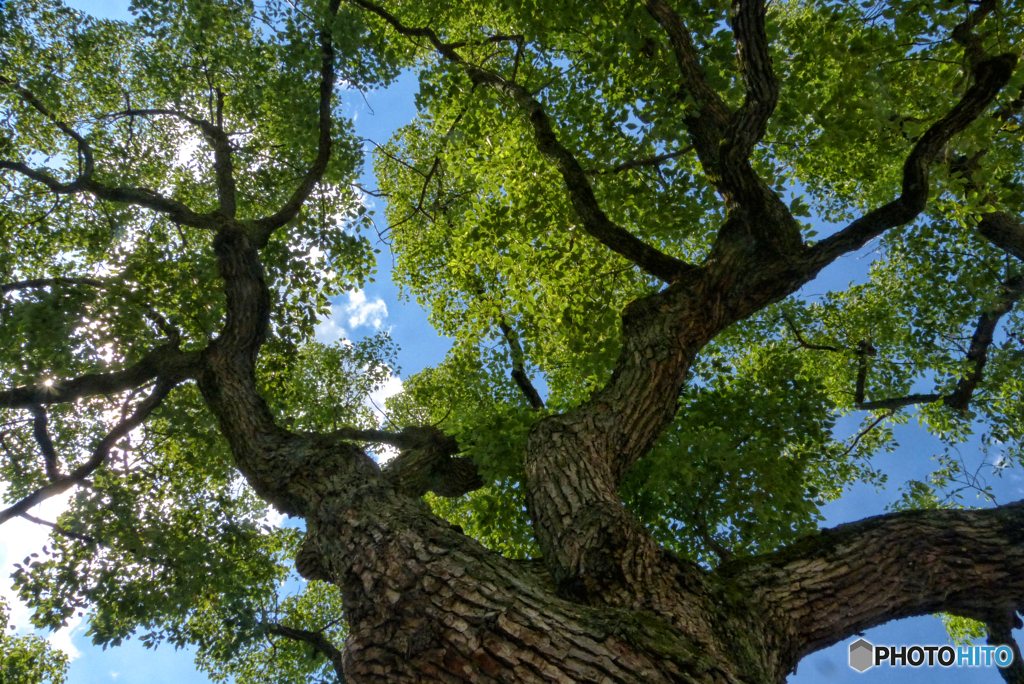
<box><xmin>0</xmin><ymin>379</ymin><xmax>175</xmax><ymax>526</ymax></box>
<box><xmin>26</xmin><ymin>404</ymin><xmax>60</xmax><ymax>482</ymax></box>
<box><xmin>692</xmin><ymin>506</ymin><xmax>732</xmax><ymax>564</ymax></box>
<box><xmin>0</xmin><ymin>78</ymin><xmax>213</xmax><ymax>226</ymax></box>
<box><xmin>1</xmin><ymin>276</ymin><xmax>104</xmax><ymax>295</ymax></box>
<box><xmin>0</xmin><ymin>342</ymin><xmax>197</xmax><ymax>410</ymax></box>
<box><xmin>834</xmin><ymin>410</ymin><xmax>896</xmax><ymax>461</ymax></box>
<box><xmin>103</xmin><ymin>107</ymin><xmax>237</xmax><ymax>216</ymax></box>
<box><xmin>265</xmin><ymin>623</ymin><xmax>346</xmax><ymax>683</ymax></box>
<box><xmin>19</xmin><ymin>512</ymin><xmax>96</xmax><ymax>544</ymax></box>
<box><xmin>807</xmin><ymin>51</ymin><xmax>1017</xmax><ymax>269</ymax></box>
<box><xmin>851</xmin><ymin>273</ymin><xmax>1024</xmax><ymax>414</ymax></box>
<box><xmin>780</xmin><ymin>313</ymin><xmax>842</xmax><ymax>352</ymax></box>
<box><xmin>584</xmin><ymin>147</ymin><xmax>693</xmax><ymax>176</ymax></box>
<box><xmin>251</xmin><ymin>0</ymin><xmax>343</xmax><ymax>242</ymax></box>
<box><xmin>944</xmin><ymin>273</ymin><xmax>1024</xmax><ymax>412</ymax></box>
<box><xmin>325</xmin><ymin>426</ymin><xmax>448</xmax><ymax>451</ymax></box>
<box><xmin>349</xmin><ymin>0</ymin><xmax>694</xmax><ymax>284</ymax></box>
<box><xmin>19</xmin><ymin>510</ymin><xmax>181</xmax><ymax>572</ymax></box>
<box><xmin>0</xmin><ymin>276</ymin><xmax>179</xmax><ymax>338</ymax></box>
<box><xmin>447</xmin><ymin>33</ymin><xmax>524</xmax><ymax>51</ymax></box>
<box><xmin>0</xmin><ymin>75</ymin><xmax>94</xmax><ymax>180</ymax></box>
<box><xmin>499</xmin><ymin>320</ymin><xmax>545</xmax><ymax>410</ymax></box>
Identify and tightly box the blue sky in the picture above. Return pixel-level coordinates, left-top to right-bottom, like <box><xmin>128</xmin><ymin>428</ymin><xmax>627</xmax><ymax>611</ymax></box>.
<box><xmin>0</xmin><ymin>1</ymin><xmax>1021</xmax><ymax>682</ymax></box>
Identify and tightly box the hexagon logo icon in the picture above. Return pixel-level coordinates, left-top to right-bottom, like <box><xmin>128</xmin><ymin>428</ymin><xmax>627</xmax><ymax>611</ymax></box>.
<box><xmin>849</xmin><ymin>638</ymin><xmax>874</xmax><ymax>672</ymax></box>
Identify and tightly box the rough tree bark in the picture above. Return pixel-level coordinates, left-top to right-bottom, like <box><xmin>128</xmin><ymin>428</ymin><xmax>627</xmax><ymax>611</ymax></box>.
<box><xmin>2</xmin><ymin>0</ymin><xmax>1023</xmax><ymax>682</ymax></box>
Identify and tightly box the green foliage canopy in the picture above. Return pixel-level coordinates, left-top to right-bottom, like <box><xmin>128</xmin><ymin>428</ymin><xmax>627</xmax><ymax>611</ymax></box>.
<box><xmin>0</xmin><ymin>0</ymin><xmax>1021</xmax><ymax>680</ymax></box>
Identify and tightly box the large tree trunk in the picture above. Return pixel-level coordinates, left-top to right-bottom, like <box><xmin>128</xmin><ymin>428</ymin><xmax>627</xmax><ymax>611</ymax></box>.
<box><xmin>190</xmin><ymin>223</ymin><xmax>1024</xmax><ymax>684</ymax></box>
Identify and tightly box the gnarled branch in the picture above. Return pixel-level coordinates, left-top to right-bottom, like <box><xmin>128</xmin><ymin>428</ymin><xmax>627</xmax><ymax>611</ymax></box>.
<box><xmin>370</xmin><ymin>425</ymin><xmax>483</xmax><ymax>498</ymax></box>
<box><xmin>727</xmin><ymin>499</ymin><xmax>1024</xmax><ymax>668</ymax></box>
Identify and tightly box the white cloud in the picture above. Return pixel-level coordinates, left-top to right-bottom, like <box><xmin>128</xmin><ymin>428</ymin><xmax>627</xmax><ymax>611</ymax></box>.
<box><xmin>262</xmin><ymin>508</ymin><xmax>286</xmax><ymax>529</ymax></box>
<box><xmin>46</xmin><ymin>615</ymin><xmax>84</xmax><ymax>661</ymax></box>
<box><xmin>314</xmin><ymin>304</ymin><xmax>348</xmax><ymax>345</ymax></box>
<box><xmin>343</xmin><ymin>290</ymin><xmax>388</xmax><ymax>330</ymax></box>
<box><xmin>110</xmin><ymin>672</ymin><xmax>120</xmax><ymax>679</ymax></box>
<box><xmin>315</xmin><ymin>290</ymin><xmax>389</xmax><ymax>345</ymax></box>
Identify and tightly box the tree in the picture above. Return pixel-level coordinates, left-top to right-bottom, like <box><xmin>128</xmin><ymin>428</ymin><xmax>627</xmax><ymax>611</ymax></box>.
<box><xmin>1</xmin><ymin>0</ymin><xmax>1023</xmax><ymax>681</ymax></box>
<box><xmin>0</xmin><ymin>598</ymin><xmax>68</xmax><ymax>684</ymax></box>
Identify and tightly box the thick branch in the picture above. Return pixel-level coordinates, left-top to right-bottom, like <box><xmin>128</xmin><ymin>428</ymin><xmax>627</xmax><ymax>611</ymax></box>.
<box><xmin>0</xmin><ymin>379</ymin><xmax>175</xmax><ymax>526</ymax></box>
<box><xmin>373</xmin><ymin>426</ymin><xmax>483</xmax><ymax>498</ymax></box>
<box><xmin>986</xmin><ymin>611</ymin><xmax>1024</xmax><ymax>684</ymax></box>
<box><xmin>0</xmin><ymin>342</ymin><xmax>198</xmax><ymax>409</ymax></box>
<box><xmin>727</xmin><ymin>499</ymin><xmax>1024</xmax><ymax>667</ymax></box>
<box><xmin>350</xmin><ymin>0</ymin><xmax>695</xmax><ymax>283</ymax></box>
<box><xmin>250</xmin><ymin>0</ymin><xmax>342</xmax><ymax>242</ymax></box>
<box><xmin>950</xmin><ymin>0</ymin><xmax>997</xmax><ymax>68</ymax></box>
<box><xmin>197</xmin><ymin>228</ymin><xmax>379</xmax><ymax>516</ymax></box>
<box><xmin>856</xmin><ymin>393</ymin><xmax>942</xmax><ymax>411</ymax></box>
<box><xmin>979</xmin><ymin>211</ymin><xmax>1024</xmax><ymax>262</ymax></box>
<box><xmin>808</xmin><ymin>53</ymin><xmax>1017</xmax><ymax>269</ymax></box>
<box><xmin>643</xmin><ymin>0</ymin><xmax>730</xmax><ymax>133</ymax></box>
<box><xmin>328</xmin><ymin>426</ymin><xmax>482</xmax><ymax>499</ymax></box>
<box><xmin>724</xmin><ymin>0</ymin><xmax>778</xmax><ymax>163</ymax></box>
<box><xmin>265</xmin><ymin>623</ymin><xmax>346</xmax><ymax>683</ymax></box>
